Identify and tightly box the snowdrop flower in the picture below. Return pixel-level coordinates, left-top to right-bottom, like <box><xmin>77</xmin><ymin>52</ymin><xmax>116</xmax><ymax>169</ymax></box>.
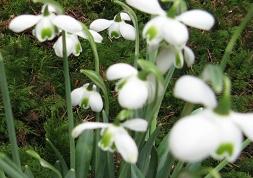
<box><xmin>72</xmin><ymin>118</ymin><xmax>148</xmax><ymax>163</ymax></box>
<box><xmin>169</xmin><ymin>75</ymin><xmax>253</xmax><ymax>163</ymax></box>
<box><xmin>156</xmin><ymin>45</ymin><xmax>195</xmax><ymax>72</ymax></box>
<box><xmin>90</xmin><ymin>12</ymin><xmax>136</xmax><ymax>41</ymax></box>
<box><xmin>71</xmin><ymin>84</ymin><xmax>103</xmax><ymax>112</ymax></box>
<box><xmin>9</xmin><ymin>4</ymin><xmax>58</xmax><ymax>42</ymax></box>
<box><xmin>53</xmin><ymin>30</ymin><xmax>103</xmax><ymax>57</ymax></box>
<box><xmin>126</xmin><ymin>0</ymin><xmax>214</xmax><ymax>48</ymax></box>
<box><xmin>106</xmin><ymin>63</ymin><xmax>149</xmax><ymax>109</ymax></box>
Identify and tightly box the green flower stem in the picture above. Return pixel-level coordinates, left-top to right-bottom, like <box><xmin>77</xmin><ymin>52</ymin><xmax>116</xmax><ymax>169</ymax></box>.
<box><xmin>204</xmin><ymin>139</ymin><xmax>251</xmax><ymax>178</ymax></box>
<box><xmin>62</xmin><ymin>32</ymin><xmax>75</xmax><ymax>170</ymax></box>
<box><xmin>0</xmin><ymin>52</ymin><xmax>21</xmax><ymax>170</ymax></box>
<box><xmin>220</xmin><ymin>4</ymin><xmax>253</xmax><ymax>70</ymax></box>
<box><xmin>113</xmin><ymin>0</ymin><xmax>140</xmax><ymax>67</ymax></box>
<box><xmin>81</xmin><ymin>24</ymin><xmax>100</xmax><ymax>73</ymax></box>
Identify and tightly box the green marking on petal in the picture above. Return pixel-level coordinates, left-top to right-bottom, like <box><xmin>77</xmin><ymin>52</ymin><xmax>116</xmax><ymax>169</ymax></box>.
<box><xmin>75</xmin><ymin>43</ymin><xmax>82</xmax><ymax>55</ymax></box>
<box><xmin>111</xmin><ymin>31</ymin><xmax>120</xmax><ymax>38</ymax></box>
<box><xmin>41</xmin><ymin>28</ymin><xmax>53</xmax><ymax>40</ymax></box>
<box><xmin>146</xmin><ymin>26</ymin><xmax>158</xmax><ymax>41</ymax></box>
<box><xmin>80</xmin><ymin>97</ymin><xmax>89</xmax><ymax>109</ymax></box>
<box><xmin>216</xmin><ymin>143</ymin><xmax>234</xmax><ymax>156</ymax></box>
<box><xmin>98</xmin><ymin>129</ymin><xmax>114</xmax><ymax>151</ymax></box>
<box><xmin>175</xmin><ymin>52</ymin><xmax>184</xmax><ymax>69</ymax></box>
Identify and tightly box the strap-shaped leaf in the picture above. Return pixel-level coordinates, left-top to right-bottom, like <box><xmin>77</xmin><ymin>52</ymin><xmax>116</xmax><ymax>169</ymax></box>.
<box><xmin>0</xmin><ymin>170</ymin><xmax>6</xmax><ymax>178</ymax></box>
<box><xmin>202</xmin><ymin>64</ymin><xmax>224</xmax><ymax>93</ymax></box>
<box><xmin>26</xmin><ymin>150</ymin><xmax>62</xmax><ymax>178</ymax></box>
<box><xmin>81</xmin><ymin>69</ymin><xmax>109</xmax><ymax>114</ymax></box>
<box><xmin>156</xmin><ymin>133</ymin><xmax>175</xmax><ymax>178</ymax></box>
<box><xmin>0</xmin><ymin>154</ymin><xmax>27</xmax><ymax>178</ymax></box>
<box><xmin>131</xmin><ymin>165</ymin><xmax>145</xmax><ymax>178</ymax></box>
<box><xmin>32</xmin><ymin>0</ymin><xmax>64</xmax><ymax>14</ymax></box>
<box><xmin>24</xmin><ymin>165</ymin><xmax>34</xmax><ymax>178</ymax></box>
<box><xmin>137</xmin><ymin>129</ymin><xmax>159</xmax><ymax>176</ymax></box>
<box><xmin>146</xmin><ymin>147</ymin><xmax>158</xmax><ymax>178</ymax></box>
<box><xmin>46</xmin><ymin>138</ymin><xmax>68</xmax><ymax>175</ymax></box>
<box><xmin>137</xmin><ymin>60</ymin><xmax>164</xmax><ymax>84</ymax></box>
<box><xmin>64</xmin><ymin>169</ymin><xmax>75</xmax><ymax>178</ymax></box>
<box><xmin>75</xmin><ymin>130</ymin><xmax>94</xmax><ymax>178</ymax></box>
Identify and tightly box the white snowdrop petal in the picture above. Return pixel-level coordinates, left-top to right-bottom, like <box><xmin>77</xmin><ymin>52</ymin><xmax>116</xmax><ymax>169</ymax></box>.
<box><xmin>53</xmin><ymin>34</ymin><xmax>76</xmax><ymax>57</ymax></box>
<box><xmin>108</xmin><ymin>22</ymin><xmax>121</xmax><ymax>39</ymax></box>
<box><xmin>169</xmin><ymin>113</ymin><xmax>221</xmax><ymax>162</ymax></box>
<box><xmin>72</xmin><ymin>122</ymin><xmax>109</xmax><ymax>138</ymax></box>
<box><xmin>89</xmin><ymin>30</ymin><xmax>103</xmax><ymax>43</ymax></box>
<box><xmin>174</xmin><ymin>75</ymin><xmax>217</xmax><ymax>109</ymax></box>
<box><xmin>52</xmin><ymin>15</ymin><xmax>83</xmax><ymax>33</ymax></box>
<box><xmin>90</xmin><ymin>19</ymin><xmax>113</xmax><ymax>32</ymax></box>
<box><xmin>184</xmin><ymin>46</ymin><xmax>195</xmax><ymax>67</ymax></box>
<box><xmin>71</xmin><ymin>87</ymin><xmax>85</xmax><ymax>106</ymax></box>
<box><xmin>122</xmin><ymin>118</ymin><xmax>148</xmax><ymax>132</ymax></box>
<box><xmin>143</xmin><ymin>17</ymin><xmax>164</xmax><ymax>48</ymax></box>
<box><xmin>118</xmin><ymin>76</ymin><xmax>148</xmax><ymax>109</ymax></box>
<box><xmin>162</xmin><ymin>18</ymin><xmax>189</xmax><ymax>47</ymax></box>
<box><xmin>120</xmin><ymin>12</ymin><xmax>131</xmax><ymax>21</ymax></box>
<box><xmin>210</xmin><ymin>113</ymin><xmax>243</xmax><ymax>162</ymax></box>
<box><xmin>119</xmin><ymin>22</ymin><xmax>136</xmax><ymax>41</ymax></box>
<box><xmin>106</xmin><ymin>63</ymin><xmax>138</xmax><ymax>80</ymax></box>
<box><xmin>35</xmin><ymin>17</ymin><xmax>56</xmax><ymax>42</ymax></box>
<box><xmin>126</xmin><ymin>0</ymin><xmax>165</xmax><ymax>15</ymax></box>
<box><xmin>114</xmin><ymin>127</ymin><xmax>138</xmax><ymax>164</ymax></box>
<box><xmin>177</xmin><ymin>10</ymin><xmax>215</xmax><ymax>30</ymax></box>
<box><xmin>89</xmin><ymin>91</ymin><xmax>103</xmax><ymax>112</ymax></box>
<box><xmin>9</xmin><ymin>15</ymin><xmax>41</xmax><ymax>33</ymax></box>
<box><xmin>231</xmin><ymin>112</ymin><xmax>253</xmax><ymax>141</ymax></box>
<box><xmin>156</xmin><ymin>46</ymin><xmax>175</xmax><ymax>74</ymax></box>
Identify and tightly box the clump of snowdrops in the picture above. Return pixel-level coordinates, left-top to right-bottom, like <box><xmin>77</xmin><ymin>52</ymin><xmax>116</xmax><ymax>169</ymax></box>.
<box><xmin>0</xmin><ymin>0</ymin><xmax>253</xmax><ymax>177</ymax></box>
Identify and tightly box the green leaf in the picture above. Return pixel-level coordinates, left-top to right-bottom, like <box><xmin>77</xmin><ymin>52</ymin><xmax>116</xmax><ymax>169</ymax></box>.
<box><xmin>81</xmin><ymin>69</ymin><xmax>109</xmax><ymax>114</ymax></box>
<box><xmin>146</xmin><ymin>147</ymin><xmax>158</xmax><ymax>178</ymax></box>
<box><xmin>156</xmin><ymin>133</ymin><xmax>175</xmax><ymax>178</ymax></box>
<box><xmin>137</xmin><ymin>129</ymin><xmax>159</xmax><ymax>176</ymax></box>
<box><xmin>137</xmin><ymin>60</ymin><xmax>164</xmax><ymax>84</ymax></box>
<box><xmin>46</xmin><ymin>138</ymin><xmax>68</xmax><ymax>175</ymax></box>
<box><xmin>0</xmin><ymin>153</ymin><xmax>27</xmax><ymax>178</ymax></box>
<box><xmin>0</xmin><ymin>170</ymin><xmax>6</xmax><ymax>178</ymax></box>
<box><xmin>26</xmin><ymin>150</ymin><xmax>62</xmax><ymax>178</ymax></box>
<box><xmin>119</xmin><ymin>163</ymin><xmax>130</xmax><ymax>178</ymax></box>
<box><xmin>75</xmin><ymin>130</ymin><xmax>94</xmax><ymax>178</ymax></box>
<box><xmin>202</xmin><ymin>64</ymin><xmax>224</xmax><ymax>93</ymax></box>
<box><xmin>131</xmin><ymin>165</ymin><xmax>145</xmax><ymax>178</ymax></box>
<box><xmin>32</xmin><ymin>0</ymin><xmax>64</xmax><ymax>14</ymax></box>
<box><xmin>64</xmin><ymin>169</ymin><xmax>75</xmax><ymax>178</ymax></box>
<box><xmin>24</xmin><ymin>165</ymin><xmax>34</xmax><ymax>178</ymax></box>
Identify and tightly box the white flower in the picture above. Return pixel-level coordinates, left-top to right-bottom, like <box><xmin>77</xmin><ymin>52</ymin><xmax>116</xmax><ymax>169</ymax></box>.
<box><xmin>53</xmin><ymin>29</ymin><xmax>103</xmax><ymax>57</ymax></box>
<box><xmin>71</xmin><ymin>84</ymin><xmax>103</xmax><ymax>112</ymax></box>
<box><xmin>126</xmin><ymin>0</ymin><xmax>214</xmax><ymax>48</ymax></box>
<box><xmin>106</xmin><ymin>63</ymin><xmax>149</xmax><ymax>109</ymax></box>
<box><xmin>72</xmin><ymin>118</ymin><xmax>148</xmax><ymax>164</ymax></box>
<box><xmin>169</xmin><ymin>75</ymin><xmax>253</xmax><ymax>163</ymax></box>
<box><xmin>9</xmin><ymin>5</ymin><xmax>58</xmax><ymax>42</ymax></box>
<box><xmin>90</xmin><ymin>12</ymin><xmax>136</xmax><ymax>41</ymax></box>
<box><xmin>156</xmin><ymin>45</ymin><xmax>195</xmax><ymax>72</ymax></box>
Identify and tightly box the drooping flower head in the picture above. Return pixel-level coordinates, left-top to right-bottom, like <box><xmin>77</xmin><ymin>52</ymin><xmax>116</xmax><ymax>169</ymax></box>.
<box><xmin>72</xmin><ymin>118</ymin><xmax>148</xmax><ymax>163</ymax></box>
<box><xmin>90</xmin><ymin>12</ymin><xmax>136</xmax><ymax>41</ymax></box>
<box><xmin>169</xmin><ymin>75</ymin><xmax>253</xmax><ymax>163</ymax></box>
<box><xmin>71</xmin><ymin>84</ymin><xmax>103</xmax><ymax>112</ymax></box>
<box><xmin>106</xmin><ymin>63</ymin><xmax>149</xmax><ymax>109</ymax></box>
